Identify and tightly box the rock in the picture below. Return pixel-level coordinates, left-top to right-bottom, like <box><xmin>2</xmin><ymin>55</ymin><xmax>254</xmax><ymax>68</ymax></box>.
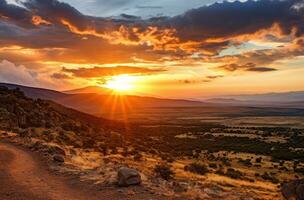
<box><xmin>282</xmin><ymin>181</ymin><xmax>297</xmax><ymax>199</ymax></box>
<box><xmin>127</xmin><ymin>190</ymin><xmax>135</xmax><ymax>196</ymax></box>
<box><xmin>69</xmin><ymin>148</ymin><xmax>77</xmax><ymax>156</ymax></box>
<box><xmin>53</xmin><ymin>155</ymin><xmax>65</xmax><ymax>163</ymax></box>
<box><xmin>117</xmin><ymin>167</ymin><xmax>141</xmax><ymax>187</ymax></box>
<box><xmin>48</xmin><ymin>145</ymin><xmax>66</xmax><ymax>156</ymax></box>
<box><xmin>281</xmin><ymin>179</ymin><xmax>304</xmax><ymax>200</ymax></box>
<box><xmin>30</xmin><ymin>141</ymin><xmax>44</xmax><ymax>151</ymax></box>
<box><xmin>296</xmin><ymin>184</ymin><xmax>304</xmax><ymax>200</ymax></box>
<box><xmin>173</xmin><ymin>181</ymin><xmax>188</xmax><ymax>193</ymax></box>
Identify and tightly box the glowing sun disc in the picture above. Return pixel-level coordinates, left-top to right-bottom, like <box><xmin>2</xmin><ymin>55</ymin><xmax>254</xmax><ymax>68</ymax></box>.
<box><xmin>105</xmin><ymin>75</ymin><xmax>136</xmax><ymax>92</ymax></box>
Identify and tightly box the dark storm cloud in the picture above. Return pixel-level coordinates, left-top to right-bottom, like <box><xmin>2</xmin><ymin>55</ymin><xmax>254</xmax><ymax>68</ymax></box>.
<box><xmin>2</xmin><ymin>0</ymin><xmax>304</xmax><ymax>43</ymax></box>
<box><xmin>0</xmin><ymin>0</ymin><xmax>33</xmax><ymax>27</ymax></box>
<box><xmin>165</xmin><ymin>0</ymin><xmax>304</xmax><ymax>41</ymax></box>
<box><xmin>22</xmin><ymin>0</ymin><xmax>91</xmax><ymax>29</ymax></box>
<box><xmin>1</xmin><ymin>0</ymin><xmax>304</xmax><ymax>69</ymax></box>
<box><xmin>62</xmin><ymin>66</ymin><xmax>166</xmax><ymax>78</ymax></box>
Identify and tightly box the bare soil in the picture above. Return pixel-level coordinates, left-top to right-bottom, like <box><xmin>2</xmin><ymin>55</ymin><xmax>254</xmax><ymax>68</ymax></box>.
<box><xmin>0</xmin><ymin>142</ymin><xmax>166</xmax><ymax>200</ymax></box>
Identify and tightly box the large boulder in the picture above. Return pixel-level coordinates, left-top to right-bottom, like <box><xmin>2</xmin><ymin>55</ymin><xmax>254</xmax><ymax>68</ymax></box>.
<box><xmin>281</xmin><ymin>179</ymin><xmax>304</xmax><ymax>200</ymax></box>
<box><xmin>117</xmin><ymin>167</ymin><xmax>141</xmax><ymax>187</ymax></box>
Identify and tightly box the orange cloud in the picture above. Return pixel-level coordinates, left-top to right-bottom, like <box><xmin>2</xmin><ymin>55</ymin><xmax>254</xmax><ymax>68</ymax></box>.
<box><xmin>62</xmin><ymin>66</ymin><xmax>166</xmax><ymax>78</ymax></box>
<box><xmin>31</xmin><ymin>15</ymin><xmax>51</xmax><ymax>26</ymax></box>
<box><xmin>60</xmin><ymin>19</ymin><xmax>227</xmax><ymax>56</ymax></box>
<box><xmin>60</xmin><ymin>19</ymin><xmax>179</xmax><ymax>50</ymax></box>
<box><xmin>0</xmin><ymin>14</ymin><xmax>9</xmax><ymax>20</ymax></box>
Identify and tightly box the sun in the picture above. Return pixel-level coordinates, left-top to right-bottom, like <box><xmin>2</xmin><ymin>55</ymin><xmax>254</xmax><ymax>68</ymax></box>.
<box><xmin>104</xmin><ymin>75</ymin><xmax>136</xmax><ymax>92</ymax></box>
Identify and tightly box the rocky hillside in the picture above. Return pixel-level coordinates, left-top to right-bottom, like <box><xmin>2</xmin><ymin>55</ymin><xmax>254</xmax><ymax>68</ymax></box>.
<box><xmin>0</xmin><ymin>86</ymin><xmax>122</xmax><ymax>149</ymax></box>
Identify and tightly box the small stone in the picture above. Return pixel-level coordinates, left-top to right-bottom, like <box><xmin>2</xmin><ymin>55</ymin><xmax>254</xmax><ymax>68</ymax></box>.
<box><xmin>127</xmin><ymin>190</ymin><xmax>135</xmax><ymax>196</ymax></box>
<box><xmin>53</xmin><ymin>155</ymin><xmax>64</xmax><ymax>163</ymax></box>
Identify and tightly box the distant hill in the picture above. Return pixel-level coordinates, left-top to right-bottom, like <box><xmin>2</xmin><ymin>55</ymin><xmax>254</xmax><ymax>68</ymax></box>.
<box><xmin>0</xmin><ymin>83</ymin><xmax>66</xmax><ymax>100</ymax></box>
<box><xmin>223</xmin><ymin>91</ymin><xmax>304</xmax><ymax>102</ymax></box>
<box><xmin>0</xmin><ymin>83</ymin><xmax>211</xmax><ymax>115</ymax></box>
<box><xmin>1</xmin><ymin>83</ymin><xmax>303</xmax><ymax>118</ymax></box>
<box><xmin>64</xmin><ymin>86</ymin><xmax>113</xmax><ymax>95</ymax></box>
<box><xmin>205</xmin><ymin>98</ymin><xmax>304</xmax><ymax>108</ymax></box>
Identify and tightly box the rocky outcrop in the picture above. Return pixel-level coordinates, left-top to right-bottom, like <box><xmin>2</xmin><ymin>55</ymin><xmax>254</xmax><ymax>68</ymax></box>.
<box><xmin>281</xmin><ymin>179</ymin><xmax>304</xmax><ymax>200</ymax></box>
<box><xmin>117</xmin><ymin>167</ymin><xmax>141</xmax><ymax>187</ymax></box>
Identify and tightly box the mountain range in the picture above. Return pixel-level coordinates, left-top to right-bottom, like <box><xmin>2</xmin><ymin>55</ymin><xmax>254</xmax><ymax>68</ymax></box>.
<box><xmin>0</xmin><ymin>83</ymin><xmax>303</xmax><ymax>118</ymax></box>
<box><xmin>0</xmin><ymin>83</ymin><xmax>210</xmax><ymax>116</ymax></box>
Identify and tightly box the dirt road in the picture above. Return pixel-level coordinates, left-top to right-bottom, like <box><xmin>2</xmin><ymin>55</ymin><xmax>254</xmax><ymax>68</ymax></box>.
<box><xmin>0</xmin><ymin>142</ymin><xmax>164</xmax><ymax>200</ymax></box>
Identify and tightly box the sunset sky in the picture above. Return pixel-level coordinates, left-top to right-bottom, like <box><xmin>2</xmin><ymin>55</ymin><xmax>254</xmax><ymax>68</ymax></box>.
<box><xmin>0</xmin><ymin>0</ymin><xmax>304</xmax><ymax>99</ymax></box>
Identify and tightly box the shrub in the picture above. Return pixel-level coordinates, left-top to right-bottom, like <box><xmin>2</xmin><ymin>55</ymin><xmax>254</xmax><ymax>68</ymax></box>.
<box><xmin>184</xmin><ymin>162</ymin><xmax>209</xmax><ymax>175</ymax></box>
<box><xmin>238</xmin><ymin>158</ymin><xmax>252</xmax><ymax>167</ymax></box>
<box><xmin>111</xmin><ymin>147</ymin><xmax>118</xmax><ymax>154</ymax></box>
<box><xmin>255</xmin><ymin>157</ymin><xmax>262</xmax><ymax>163</ymax></box>
<box><xmin>154</xmin><ymin>163</ymin><xmax>175</xmax><ymax>181</ymax></box>
<box><xmin>215</xmin><ymin>168</ymin><xmax>225</xmax><ymax>175</ymax></box>
<box><xmin>261</xmin><ymin>172</ymin><xmax>279</xmax><ymax>184</ymax></box>
<box><xmin>221</xmin><ymin>158</ymin><xmax>232</xmax><ymax>167</ymax></box>
<box><xmin>134</xmin><ymin>153</ymin><xmax>143</xmax><ymax>161</ymax></box>
<box><xmin>99</xmin><ymin>145</ymin><xmax>108</xmax><ymax>155</ymax></box>
<box><xmin>208</xmin><ymin>163</ymin><xmax>217</xmax><ymax>169</ymax></box>
<box><xmin>225</xmin><ymin>168</ymin><xmax>243</xmax><ymax>179</ymax></box>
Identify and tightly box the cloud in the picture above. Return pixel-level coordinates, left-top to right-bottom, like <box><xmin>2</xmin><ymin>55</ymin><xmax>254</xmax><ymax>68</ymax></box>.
<box><xmin>0</xmin><ymin>59</ymin><xmax>79</xmax><ymax>89</ymax></box>
<box><xmin>62</xmin><ymin>66</ymin><xmax>166</xmax><ymax>78</ymax></box>
<box><xmin>211</xmin><ymin>38</ymin><xmax>304</xmax><ymax>71</ymax></box>
<box><xmin>166</xmin><ymin>0</ymin><xmax>304</xmax><ymax>41</ymax></box>
<box><xmin>218</xmin><ymin>62</ymin><xmax>277</xmax><ymax>73</ymax></box>
<box><xmin>206</xmin><ymin>75</ymin><xmax>224</xmax><ymax>79</ymax></box>
<box><xmin>0</xmin><ymin>0</ymin><xmax>33</xmax><ymax>27</ymax></box>
<box><xmin>0</xmin><ymin>59</ymin><xmax>38</xmax><ymax>85</ymax></box>
<box><xmin>136</xmin><ymin>5</ymin><xmax>163</xmax><ymax>9</ymax></box>
<box><xmin>181</xmin><ymin>74</ymin><xmax>224</xmax><ymax>84</ymax></box>
<box><xmin>51</xmin><ymin>72</ymin><xmax>72</xmax><ymax>79</ymax></box>
<box><xmin>1</xmin><ymin>0</ymin><xmax>304</xmax><ymax>78</ymax></box>
<box><xmin>246</xmin><ymin>67</ymin><xmax>277</xmax><ymax>72</ymax></box>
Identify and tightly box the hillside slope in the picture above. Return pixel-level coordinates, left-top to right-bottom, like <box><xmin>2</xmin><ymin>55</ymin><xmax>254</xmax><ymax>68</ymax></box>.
<box><xmin>0</xmin><ymin>86</ymin><xmax>121</xmax><ymax>149</ymax></box>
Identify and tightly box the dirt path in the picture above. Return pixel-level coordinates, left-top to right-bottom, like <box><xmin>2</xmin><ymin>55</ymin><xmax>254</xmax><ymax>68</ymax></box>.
<box><xmin>0</xmin><ymin>142</ymin><xmax>165</xmax><ymax>200</ymax></box>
